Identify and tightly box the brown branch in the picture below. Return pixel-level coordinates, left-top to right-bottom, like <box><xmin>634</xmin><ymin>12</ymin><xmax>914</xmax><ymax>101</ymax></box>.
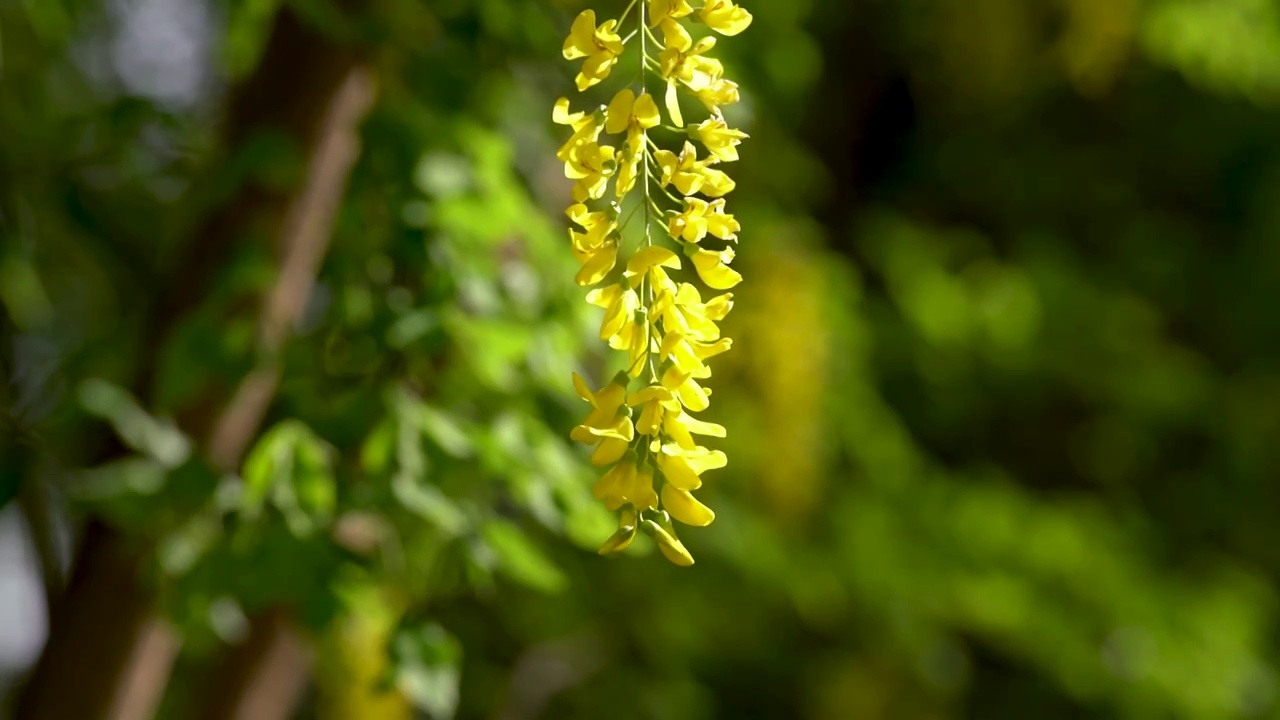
<box><xmin>196</xmin><ymin>609</ymin><xmax>312</xmax><ymax>720</ymax></box>
<box><xmin>207</xmin><ymin>64</ymin><xmax>377</xmax><ymax>471</ymax></box>
<box><xmin>192</xmin><ymin>60</ymin><xmax>376</xmax><ymax>720</ymax></box>
<box><xmin>15</xmin><ymin>8</ymin><xmax>375</xmax><ymax>720</ymax></box>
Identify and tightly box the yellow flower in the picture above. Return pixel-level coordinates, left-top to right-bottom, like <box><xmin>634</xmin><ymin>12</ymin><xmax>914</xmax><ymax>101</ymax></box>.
<box><xmin>705</xmin><ymin>199</ymin><xmax>740</xmax><ymax>241</ymax></box>
<box><xmin>700</xmin><ymin>0</ymin><xmax>753</xmax><ymax>36</ymax></box>
<box><xmin>667</xmin><ymin>198</ymin><xmax>740</xmax><ymax>243</ymax></box>
<box><xmin>659</xmin><ymin>333</ymin><xmax>709</xmax><ymax>379</ymax></box>
<box><xmin>565</xmin><ymin>141</ymin><xmax>616</xmax><ymax>202</ymax></box>
<box><xmin>593</xmin><ymin>458</ymin><xmax>658</xmax><ymax>512</ymax></box>
<box><xmin>562</xmin><ymin>10</ymin><xmax>618</xmax><ymax>59</ymax></box>
<box><xmin>654</xmin><ymin>15</ymin><xmax>737</xmax><ymax>124</ymax></box>
<box><xmin>598</xmin><ymin>505</ymin><xmax>639</xmax><ymax>555</ymax></box>
<box><xmin>562</xmin><ymin>10</ymin><xmax>625</xmax><ymax>91</ymax></box>
<box><xmin>567</xmin><ymin>204</ymin><xmax>618</xmax><ymax>286</ymax></box>
<box><xmin>693</xmin><ymin>116</ymin><xmax>748</xmax><ymax>162</ymax></box>
<box><xmin>661</xmin><ymin>365</ymin><xmax>711</xmax><ymax>412</ymax></box>
<box><xmin>621</xmin><ymin>317</ymin><xmax>654</xmax><ymax>378</ymax></box>
<box><xmin>648</xmin><ymin>0</ymin><xmax>694</xmax><ymax>27</ymax></box>
<box><xmin>653</xmin><ymin>283</ymin><xmax>730</xmax><ymax>342</ymax></box>
<box><xmin>553</xmin><ymin>98</ymin><xmax>602</xmax><ymax>162</ymax></box>
<box><xmin>586</xmin><ymin>280</ymin><xmax>640</xmax><ymax>342</ymax></box>
<box><xmin>571</xmin><ymin>372</ymin><xmax>635</xmax><ymax>465</ymax></box>
<box><xmin>642</xmin><ymin>515</ymin><xmax>694</xmax><ymax>566</ymax></box>
<box><xmin>655</xmin><ymin>143</ymin><xmax>703</xmax><ymax>196</ymax></box>
<box><xmin>588</xmin><ymin>283</ymin><xmax>652</xmax><ymax>377</ymax></box>
<box><xmin>557</xmin><ymin>0</ymin><xmax>750</xmax><ymax>565</ymax></box>
<box><xmin>593</xmin><ymin>458</ymin><xmax>635</xmax><ymax>509</ymax></box>
<box><xmin>628</xmin><ymin>384</ymin><xmax>681</xmax><ymax>436</ymax></box>
<box><xmin>684</xmin><ymin>243</ymin><xmax>743</xmax><ymax>289</ymax></box>
<box><xmin>694</xmin><ymin>77</ymin><xmax>740</xmax><ymax>113</ymax></box>
<box><xmin>566</xmin><ymin>203</ymin><xmax>613</xmax><ymax>249</ymax></box>
<box><xmin>662</xmin><ymin>485</ymin><xmax>715</xmax><ymax>526</ymax></box>
<box><xmin>605</xmin><ymin>89</ymin><xmax>661</xmax><ymax>135</ymax></box>
<box><xmin>703</xmin><ymin>289</ymin><xmax>734</xmax><ymax>321</ymax></box>
<box><xmin>667</xmin><ymin>199</ymin><xmax>709</xmax><ymax>243</ymax></box>
<box><xmin>658</xmin><ymin>16</ymin><xmax>696</xmax><ymax>55</ymax></box>
<box><xmin>656</xmin><ymin>22</ymin><xmax>721</xmax><ymax>127</ymax></box>
<box><xmin>658</xmin><ymin>30</ymin><xmax>720</xmax><ymax>88</ymax></box>
<box><xmin>631</xmin><ymin>465</ymin><xmax>660</xmax><ymax>511</ymax></box>
<box><xmin>660</xmin><ymin>329</ymin><xmax>732</xmax><ymax>377</ymax></box>
<box><xmin>614</xmin><ymin>132</ymin><xmax>645</xmax><ymax>198</ymax></box>
<box><xmin>656</xmin><ymin>441</ymin><xmax>727</xmax><ymax>490</ymax></box>
<box><xmin>700</xmin><ymin>166</ymin><xmax>736</xmax><ymax>196</ymax></box>
<box><xmin>604</xmin><ymin>89</ymin><xmax>660</xmax><ymax>197</ymax></box>
<box><xmin>655</xmin><ymin>141</ymin><xmax>736</xmax><ymax>197</ymax></box>
<box><xmin>624</xmin><ymin>245</ymin><xmax>682</xmax><ymax>292</ymax></box>
<box><xmin>662</xmin><ymin>405</ymin><xmax>726</xmax><ymax>450</ymax></box>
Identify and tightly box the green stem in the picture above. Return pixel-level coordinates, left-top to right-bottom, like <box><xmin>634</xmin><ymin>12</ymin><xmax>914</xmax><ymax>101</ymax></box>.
<box><xmin>618</xmin><ymin>0</ymin><xmax>639</xmax><ymax>28</ymax></box>
<box><xmin>646</xmin><ymin>161</ymin><xmax>684</xmax><ymax>206</ymax></box>
<box><xmin>640</xmin><ymin>2</ymin><xmax>651</xmax><ymax>250</ymax></box>
<box><xmin>640</xmin><ymin>1</ymin><xmax>661</xmax><ymax>385</ymax></box>
<box><xmin>618</xmin><ymin>198</ymin><xmax>643</xmax><ymax>231</ymax></box>
<box><xmin>648</xmin><ymin>197</ymin><xmax>666</xmax><ymax>219</ymax></box>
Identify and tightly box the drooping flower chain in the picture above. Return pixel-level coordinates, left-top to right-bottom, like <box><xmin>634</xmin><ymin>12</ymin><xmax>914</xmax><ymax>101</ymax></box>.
<box><xmin>558</xmin><ymin>0</ymin><xmax>751</xmax><ymax>566</ymax></box>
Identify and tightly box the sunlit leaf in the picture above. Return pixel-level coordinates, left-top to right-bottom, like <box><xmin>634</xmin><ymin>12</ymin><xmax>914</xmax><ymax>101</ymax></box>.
<box><xmin>391</xmin><ymin>623</ymin><xmax>462</xmax><ymax>719</ymax></box>
<box><xmin>78</xmin><ymin>379</ymin><xmax>191</xmax><ymax>469</ymax></box>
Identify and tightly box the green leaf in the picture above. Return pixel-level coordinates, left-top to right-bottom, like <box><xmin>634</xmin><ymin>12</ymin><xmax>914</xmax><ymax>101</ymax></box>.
<box><xmin>295</xmin><ymin>462</ymin><xmax>336</xmax><ymax>522</ymax></box>
<box><xmin>293</xmin><ymin>433</ymin><xmax>336</xmax><ymax>521</ymax></box>
<box><xmin>360</xmin><ymin>417</ymin><xmax>398</xmax><ymax>477</ymax></box>
<box><xmin>480</xmin><ymin>520</ymin><xmax>567</xmax><ymax>594</ymax></box>
<box><xmin>221</xmin><ymin>0</ymin><xmax>283</xmax><ymax>78</ymax></box>
<box><xmin>78</xmin><ymin>379</ymin><xmax>191</xmax><ymax>469</ymax></box>
<box><xmin>388</xmin><ymin>309</ymin><xmax>439</xmax><ymax>349</ymax></box>
<box><xmin>19</xmin><ymin>0</ymin><xmax>71</xmax><ymax>45</ymax></box>
<box><xmin>414</xmin><ymin>153</ymin><xmax>473</xmax><ymax>198</ymax></box>
<box><xmin>0</xmin><ymin>253</ymin><xmax>52</xmax><ymax>329</ymax></box>
<box><xmin>240</xmin><ymin>421</ymin><xmax>335</xmax><ymax>535</ymax></box>
<box><xmin>417</xmin><ymin>404</ymin><xmax>474</xmax><ymax>458</ymax></box>
<box><xmin>241</xmin><ymin>422</ymin><xmax>296</xmax><ymax>520</ymax></box>
<box><xmin>391</xmin><ymin>623</ymin><xmax>462</xmax><ymax>719</ymax></box>
<box><xmin>69</xmin><ymin>457</ymin><xmax>168</xmax><ymax>501</ymax></box>
<box><xmin>388</xmin><ymin>390</ymin><xmax>468</xmax><ymax>535</ymax></box>
<box><xmin>391</xmin><ymin>473</ymin><xmax>467</xmax><ymax>537</ymax></box>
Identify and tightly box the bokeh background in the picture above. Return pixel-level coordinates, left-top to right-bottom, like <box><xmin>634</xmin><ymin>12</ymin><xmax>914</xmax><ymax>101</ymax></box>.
<box><xmin>4</xmin><ymin>0</ymin><xmax>1280</xmax><ymax>718</ymax></box>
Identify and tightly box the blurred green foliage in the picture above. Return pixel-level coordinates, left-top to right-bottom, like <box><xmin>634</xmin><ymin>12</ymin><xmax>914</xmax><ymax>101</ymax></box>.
<box><xmin>5</xmin><ymin>0</ymin><xmax>1280</xmax><ymax>718</ymax></box>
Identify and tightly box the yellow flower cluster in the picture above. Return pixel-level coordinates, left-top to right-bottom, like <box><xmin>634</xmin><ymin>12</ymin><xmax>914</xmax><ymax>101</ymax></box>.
<box><xmin>557</xmin><ymin>0</ymin><xmax>751</xmax><ymax>565</ymax></box>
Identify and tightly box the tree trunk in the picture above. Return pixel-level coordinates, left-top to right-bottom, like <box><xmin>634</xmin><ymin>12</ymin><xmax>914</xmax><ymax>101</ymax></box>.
<box><xmin>190</xmin><ymin>53</ymin><xmax>376</xmax><ymax>720</ymax></box>
<box><xmin>195</xmin><ymin>611</ymin><xmax>313</xmax><ymax>720</ymax></box>
<box><xmin>15</xmin><ymin>8</ymin><xmax>373</xmax><ymax>720</ymax></box>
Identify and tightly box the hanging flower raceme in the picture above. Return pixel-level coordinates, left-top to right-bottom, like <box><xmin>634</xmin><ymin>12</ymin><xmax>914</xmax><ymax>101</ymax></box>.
<box><xmin>558</xmin><ymin>0</ymin><xmax>751</xmax><ymax>566</ymax></box>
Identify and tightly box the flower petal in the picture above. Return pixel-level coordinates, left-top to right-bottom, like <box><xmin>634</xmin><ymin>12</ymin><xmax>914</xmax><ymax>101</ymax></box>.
<box><xmin>598</xmin><ymin>507</ymin><xmax>639</xmax><ymax>554</ymax></box>
<box><xmin>662</xmin><ymin>485</ymin><xmax>715</xmax><ymax>526</ymax></box>
<box><xmin>643</xmin><ymin>519</ymin><xmax>695</xmax><ymax>566</ymax></box>
<box><xmin>575</xmin><ymin>242</ymin><xmax>618</xmax><ymax>286</ymax></box>
<box><xmin>665</xmin><ymin>79</ymin><xmax>684</xmax><ymax>128</ymax></box>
